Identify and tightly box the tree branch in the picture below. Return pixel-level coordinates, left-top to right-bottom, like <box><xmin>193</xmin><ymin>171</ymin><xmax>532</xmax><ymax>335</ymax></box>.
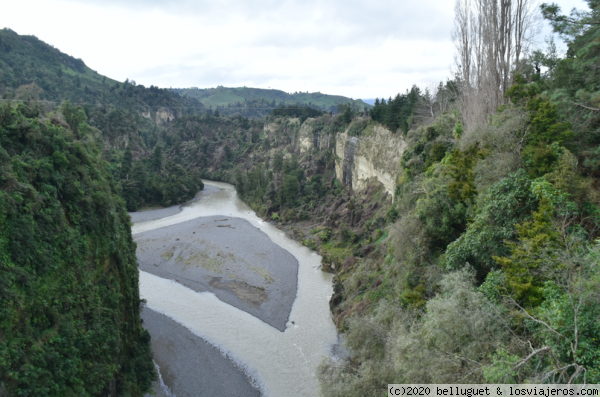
<box><xmin>511</xmin><ymin>299</ymin><xmax>568</xmax><ymax>340</ymax></box>
<box><xmin>513</xmin><ymin>346</ymin><xmax>551</xmax><ymax>371</ymax></box>
<box><xmin>569</xmin><ymin>101</ymin><xmax>600</xmax><ymax>112</ymax></box>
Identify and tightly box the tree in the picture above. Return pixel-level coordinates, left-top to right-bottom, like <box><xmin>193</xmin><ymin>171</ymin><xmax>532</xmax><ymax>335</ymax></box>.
<box><xmin>488</xmin><ymin>221</ymin><xmax>600</xmax><ymax>383</ymax></box>
<box><xmin>61</xmin><ymin>100</ymin><xmax>87</xmax><ymax>137</ymax></box>
<box><xmin>15</xmin><ymin>82</ymin><xmax>43</xmax><ymax>101</ymax></box>
<box><xmin>273</xmin><ymin>152</ymin><xmax>283</xmax><ymax>173</ymax></box>
<box><xmin>121</xmin><ymin>145</ymin><xmax>133</xmax><ymax>179</ymax></box>
<box><xmin>453</xmin><ymin>0</ymin><xmax>541</xmax><ymax>131</ymax></box>
<box><xmin>152</xmin><ymin>145</ymin><xmax>163</xmax><ymax>172</ymax></box>
<box><xmin>282</xmin><ymin>174</ymin><xmax>299</xmax><ymax>206</ymax></box>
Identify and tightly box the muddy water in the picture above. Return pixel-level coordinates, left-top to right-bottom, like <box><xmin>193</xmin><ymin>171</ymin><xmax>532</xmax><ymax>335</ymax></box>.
<box><xmin>134</xmin><ymin>181</ymin><xmax>338</xmax><ymax>397</ymax></box>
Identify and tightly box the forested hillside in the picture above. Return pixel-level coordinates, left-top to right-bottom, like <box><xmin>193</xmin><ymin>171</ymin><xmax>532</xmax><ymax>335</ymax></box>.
<box><xmin>83</xmin><ymin>4</ymin><xmax>599</xmax><ymax>390</ymax></box>
<box><xmin>315</xmin><ymin>1</ymin><xmax>600</xmax><ymax>393</ymax></box>
<box><xmin>0</xmin><ymin>102</ymin><xmax>155</xmax><ymax>395</ymax></box>
<box><xmin>0</xmin><ymin>28</ymin><xmax>206</xmax><ymax>211</ymax></box>
<box><xmin>150</xmin><ymin>0</ymin><xmax>597</xmax><ymax>391</ymax></box>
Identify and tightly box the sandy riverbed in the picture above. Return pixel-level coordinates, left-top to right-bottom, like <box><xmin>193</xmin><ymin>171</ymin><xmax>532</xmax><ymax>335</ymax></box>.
<box><xmin>137</xmin><ymin>180</ymin><xmax>338</xmax><ymax>397</ymax></box>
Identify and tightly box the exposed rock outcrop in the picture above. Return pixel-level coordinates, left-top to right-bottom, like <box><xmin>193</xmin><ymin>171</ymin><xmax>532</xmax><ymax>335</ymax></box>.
<box><xmin>299</xmin><ymin>119</ymin><xmax>405</xmax><ymax>199</ymax></box>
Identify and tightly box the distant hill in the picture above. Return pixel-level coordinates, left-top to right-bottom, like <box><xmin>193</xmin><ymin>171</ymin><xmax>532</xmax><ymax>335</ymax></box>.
<box><xmin>0</xmin><ymin>28</ymin><xmax>204</xmax><ymax>136</ymax></box>
<box><xmin>361</xmin><ymin>99</ymin><xmax>376</xmax><ymax>106</ymax></box>
<box><xmin>171</xmin><ymin>86</ymin><xmax>372</xmax><ymax>118</ymax></box>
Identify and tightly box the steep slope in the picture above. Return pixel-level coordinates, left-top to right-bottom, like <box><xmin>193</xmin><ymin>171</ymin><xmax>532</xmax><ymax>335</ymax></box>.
<box><xmin>0</xmin><ymin>29</ymin><xmax>202</xmax><ymax>113</ymax></box>
<box><xmin>0</xmin><ymin>29</ymin><xmax>207</xmax><ymax>211</ymax></box>
<box><xmin>0</xmin><ymin>103</ymin><xmax>155</xmax><ymax>395</ymax></box>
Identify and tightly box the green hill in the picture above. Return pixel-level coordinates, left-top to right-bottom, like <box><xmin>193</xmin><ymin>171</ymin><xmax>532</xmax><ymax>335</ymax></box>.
<box><xmin>171</xmin><ymin>86</ymin><xmax>372</xmax><ymax>118</ymax></box>
<box><xmin>0</xmin><ymin>28</ymin><xmax>204</xmax><ymax>128</ymax></box>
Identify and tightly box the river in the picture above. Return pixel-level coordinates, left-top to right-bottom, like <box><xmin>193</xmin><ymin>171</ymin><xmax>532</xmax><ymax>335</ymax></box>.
<box><xmin>133</xmin><ymin>180</ymin><xmax>339</xmax><ymax>396</ymax></box>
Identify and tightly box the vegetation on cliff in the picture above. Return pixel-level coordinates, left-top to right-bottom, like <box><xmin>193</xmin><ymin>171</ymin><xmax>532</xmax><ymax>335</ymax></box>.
<box><xmin>0</xmin><ymin>29</ymin><xmax>206</xmax><ymax>211</ymax></box>
<box><xmin>1</xmin><ymin>0</ymin><xmax>599</xmax><ymax>394</ymax></box>
<box><xmin>317</xmin><ymin>1</ymin><xmax>600</xmax><ymax>394</ymax></box>
<box><xmin>0</xmin><ymin>102</ymin><xmax>155</xmax><ymax>395</ymax></box>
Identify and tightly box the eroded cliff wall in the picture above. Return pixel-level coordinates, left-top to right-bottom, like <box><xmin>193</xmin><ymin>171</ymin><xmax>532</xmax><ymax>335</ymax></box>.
<box><xmin>299</xmin><ymin>119</ymin><xmax>405</xmax><ymax>199</ymax></box>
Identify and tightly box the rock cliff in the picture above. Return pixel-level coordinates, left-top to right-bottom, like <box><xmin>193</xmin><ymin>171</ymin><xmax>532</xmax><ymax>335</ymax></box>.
<box><xmin>299</xmin><ymin>119</ymin><xmax>406</xmax><ymax>199</ymax></box>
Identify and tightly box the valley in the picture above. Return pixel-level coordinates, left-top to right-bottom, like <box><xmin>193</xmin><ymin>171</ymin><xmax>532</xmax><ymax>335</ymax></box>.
<box><xmin>2</xmin><ymin>1</ymin><xmax>600</xmax><ymax>395</ymax></box>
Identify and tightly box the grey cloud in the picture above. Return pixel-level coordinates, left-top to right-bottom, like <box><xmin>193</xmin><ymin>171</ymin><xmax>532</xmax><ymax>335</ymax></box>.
<box><xmin>65</xmin><ymin>0</ymin><xmax>453</xmax><ymax>44</ymax></box>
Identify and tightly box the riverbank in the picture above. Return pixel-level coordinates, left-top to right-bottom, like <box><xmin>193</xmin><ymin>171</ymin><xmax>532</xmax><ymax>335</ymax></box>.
<box><xmin>135</xmin><ymin>185</ymin><xmax>264</xmax><ymax>397</ymax></box>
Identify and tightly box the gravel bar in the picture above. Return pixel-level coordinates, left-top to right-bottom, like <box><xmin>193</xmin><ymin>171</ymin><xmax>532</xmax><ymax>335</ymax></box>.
<box><xmin>134</xmin><ymin>215</ymin><xmax>298</xmax><ymax>331</ymax></box>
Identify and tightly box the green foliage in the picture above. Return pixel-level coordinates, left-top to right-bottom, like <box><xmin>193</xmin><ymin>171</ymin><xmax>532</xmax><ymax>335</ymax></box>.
<box><xmin>273</xmin><ymin>152</ymin><xmax>283</xmax><ymax>173</ymax></box>
<box><xmin>522</xmin><ymin>142</ymin><xmax>562</xmax><ymax>178</ymax></box>
<box><xmin>485</xmin><ymin>235</ymin><xmax>600</xmax><ymax>383</ymax></box>
<box><xmin>483</xmin><ymin>348</ymin><xmax>521</xmax><ymax>383</ymax></box>
<box><xmin>527</xmin><ymin>98</ymin><xmax>573</xmax><ymax>146</ymax></box>
<box><xmin>415</xmin><ymin>181</ymin><xmax>469</xmax><ymax>253</ymax></box>
<box><xmin>506</xmin><ymin>75</ymin><xmax>574</xmax><ymax>149</ymax></box>
<box><xmin>151</xmin><ymin>145</ymin><xmax>163</xmax><ymax>172</ymax></box>
<box><xmin>346</xmin><ymin>118</ymin><xmax>369</xmax><ymax>137</ymax></box>
<box><xmin>171</xmin><ymin>86</ymin><xmax>371</xmax><ymax>117</ymax></box>
<box><xmin>60</xmin><ymin>100</ymin><xmax>87</xmax><ymax>137</ymax></box>
<box><xmin>269</xmin><ymin>104</ymin><xmax>324</xmax><ymax>122</ymax></box>
<box><xmin>443</xmin><ymin>169</ymin><xmax>538</xmax><ymax>275</ymax></box>
<box><xmin>0</xmin><ymin>103</ymin><xmax>154</xmax><ymax>395</ymax></box>
<box><xmin>371</xmin><ymin>86</ymin><xmax>421</xmax><ymax>133</ymax></box>
<box><xmin>444</xmin><ymin>146</ymin><xmax>487</xmax><ymax>202</ymax></box>
<box><xmin>425</xmin><ymin>142</ymin><xmax>447</xmax><ymax>168</ymax></box>
<box><xmin>121</xmin><ymin>145</ymin><xmax>133</xmax><ymax>179</ymax></box>
<box><xmin>0</xmin><ymin>29</ymin><xmax>203</xmax><ymax>116</ymax></box>
<box><xmin>282</xmin><ymin>174</ymin><xmax>299</xmax><ymax>206</ymax></box>
<box><xmin>319</xmin><ymin>270</ymin><xmax>513</xmax><ymax>393</ymax></box>
<box><xmin>493</xmin><ymin>199</ymin><xmax>559</xmax><ymax>306</ymax></box>
<box><xmin>319</xmin><ymin>2</ymin><xmax>600</xmax><ymax>391</ymax></box>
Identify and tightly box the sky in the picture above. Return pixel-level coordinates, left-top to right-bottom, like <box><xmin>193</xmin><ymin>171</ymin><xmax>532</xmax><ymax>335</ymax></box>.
<box><xmin>0</xmin><ymin>0</ymin><xmax>590</xmax><ymax>100</ymax></box>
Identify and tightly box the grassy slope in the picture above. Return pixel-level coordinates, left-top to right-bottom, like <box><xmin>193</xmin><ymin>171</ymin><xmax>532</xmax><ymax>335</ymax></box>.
<box><xmin>171</xmin><ymin>86</ymin><xmax>372</xmax><ymax>111</ymax></box>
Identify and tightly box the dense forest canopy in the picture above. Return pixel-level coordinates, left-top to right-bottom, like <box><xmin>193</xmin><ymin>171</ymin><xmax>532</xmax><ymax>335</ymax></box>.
<box><xmin>316</xmin><ymin>1</ymin><xmax>600</xmax><ymax>393</ymax></box>
<box><xmin>0</xmin><ymin>102</ymin><xmax>155</xmax><ymax>395</ymax></box>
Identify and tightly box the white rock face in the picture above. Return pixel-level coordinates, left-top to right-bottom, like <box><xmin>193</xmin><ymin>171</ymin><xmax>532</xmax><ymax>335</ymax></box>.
<box><xmin>298</xmin><ymin>122</ymin><xmax>313</xmax><ymax>152</ymax></box>
<box><xmin>263</xmin><ymin>123</ymin><xmax>278</xmax><ymax>138</ymax></box>
<box><xmin>335</xmin><ymin>124</ymin><xmax>406</xmax><ymax>199</ymax></box>
<box><xmin>279</xmin><ymin>118</ymin><xmax>406</xmax><ymax>199</ymax></box>
<box><xmin>297</xmin><ymin>118</ymin><xmax>334</xmax><ymax>153</ymax></box>
<box><xmin>155</xmin><ymin>108</ymin><xmax>174</xmax><ymax>124</ymax></box>
<box><xmin>139</xmin><ymin>108</ymin><xmax>173</xmax><ymax>125</ymax></box>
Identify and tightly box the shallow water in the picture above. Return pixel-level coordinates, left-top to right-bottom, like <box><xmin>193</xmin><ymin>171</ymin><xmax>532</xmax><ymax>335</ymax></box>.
<box><xmin>135</xmin><ymin>180</ymin><xmax>338</xmax><ymax>397</ymax></box>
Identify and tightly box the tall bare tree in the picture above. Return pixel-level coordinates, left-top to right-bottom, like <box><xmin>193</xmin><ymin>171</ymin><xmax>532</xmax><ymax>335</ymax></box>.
<box><xmin>453</xmin><ymin>0</ymin><xmax>540</xmax><ymax>131</ymax></box>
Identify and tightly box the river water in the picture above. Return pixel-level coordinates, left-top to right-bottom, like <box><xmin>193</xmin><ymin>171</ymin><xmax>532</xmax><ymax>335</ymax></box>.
<box><xmin>133</xmin><ymin>180</ymin><xmax>338</xmax><ymax>397</ymax></box>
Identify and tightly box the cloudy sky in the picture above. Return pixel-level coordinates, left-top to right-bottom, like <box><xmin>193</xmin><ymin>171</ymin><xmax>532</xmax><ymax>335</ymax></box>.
<box><xmin>1</xmin><ymin>0</ymin><xmax>589</xmax><ymax>99</ymax></box>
